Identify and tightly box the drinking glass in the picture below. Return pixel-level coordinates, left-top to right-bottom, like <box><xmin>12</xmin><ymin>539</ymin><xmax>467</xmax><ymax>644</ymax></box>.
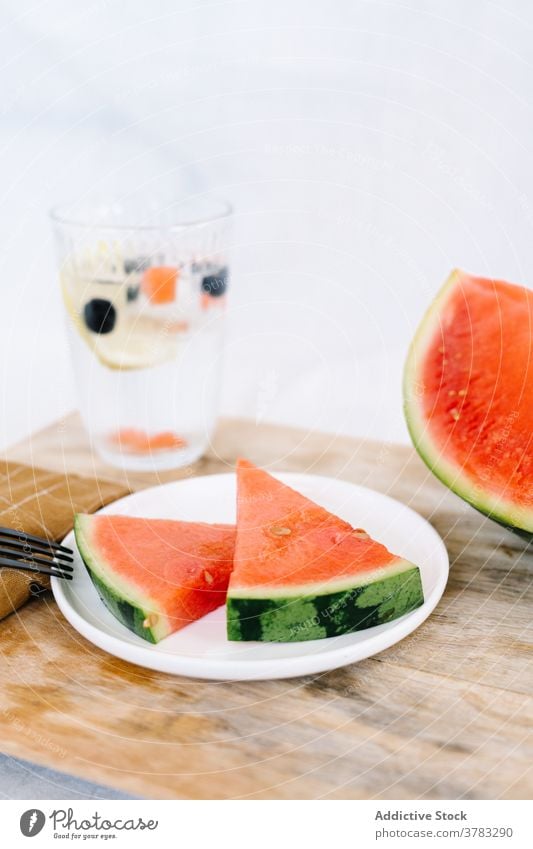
<box><xmin>51</xmin><ymin>197</ymin><xmax>232</xmax><ymax>470</ymax></box>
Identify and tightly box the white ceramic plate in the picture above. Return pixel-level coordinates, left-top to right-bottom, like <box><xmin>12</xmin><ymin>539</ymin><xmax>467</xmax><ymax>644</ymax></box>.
<box><xmin>52</xmin><ymin>473</ymin><xmax>449</xmax><ymax>680</ymax></box>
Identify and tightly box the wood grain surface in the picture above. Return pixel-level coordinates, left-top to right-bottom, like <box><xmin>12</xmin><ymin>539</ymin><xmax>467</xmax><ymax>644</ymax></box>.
<box><xmin>1</xmin><ymin>414</ymin><xmax>531</xmax><ymax>799</ymax></box>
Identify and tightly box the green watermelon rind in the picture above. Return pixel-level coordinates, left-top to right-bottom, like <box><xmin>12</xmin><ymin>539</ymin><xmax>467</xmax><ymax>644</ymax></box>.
<box><xmin>227</xmin><ymin>565</ymin><xmax>424</xmax><ymax>642</ymax></box>
<box><xmin>74</xmin><ymin>514</ymin><xmax>162</xmax><ymax>644</ymax></box>
<box><xmin>403</xmin><ymin>269</ymin><xmax>533</xmax><ymax>536</ymax></box>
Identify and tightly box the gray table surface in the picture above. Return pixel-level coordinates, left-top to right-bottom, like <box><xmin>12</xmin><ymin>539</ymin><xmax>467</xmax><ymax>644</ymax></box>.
<box><xmin>0</xmin><ymin>753</ymin><xmax>133</xmax><ymax>799</ymax></box>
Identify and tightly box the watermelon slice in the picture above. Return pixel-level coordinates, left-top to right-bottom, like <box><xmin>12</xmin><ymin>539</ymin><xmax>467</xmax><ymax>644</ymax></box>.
<box><xmin>226</xmin><ymin>460</ymin><xmax>424</xmax><ymax>642</ymax></box>
<box><xmin>404</xmin><ymin>269</ymin><xmax>533</xmax><ymax>535</ymax></box>
<box><xmin>75</xmin><ymin>514</ymin><xmax>236</xmax><ymax>643</ymax></box>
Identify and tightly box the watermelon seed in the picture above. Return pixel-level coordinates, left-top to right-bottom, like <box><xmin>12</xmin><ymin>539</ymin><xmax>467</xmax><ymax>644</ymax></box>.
<box><xmin>448</xmin><ymin>390</ymin><xmax>456</xmax><ymax>396</ymax></box>
<box><xmin>353</xmin><ymin>529</ymin><xmax>369</xmax><ymax>539</ymax></box>
<box><xmin>271</xmin><ymin>525</ymin><xmax>291</xmax><ymax>536</ymax></box>
<box><xmin>451</xmin><ymin>409</ymin><xmax>460</xmax><ymax>421</ymax></box>
<box><xmin>458</xmin><ymin>389</ymin><xmax>467</xmax><ymax>396</ymax></box>
<box><xmin>143</xmin><ymin>614</ymin><xmax>158</xmax><ymax>629</ymax></box>
<box><xmin>204</xmin><ymin>570</ymin><xmax>214</xmax><ymax>584</ymax></box>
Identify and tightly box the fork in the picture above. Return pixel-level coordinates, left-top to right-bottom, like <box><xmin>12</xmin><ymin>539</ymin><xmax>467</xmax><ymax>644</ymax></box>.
<box><xmin>0</xmin><ymin>526</ymin><xmax>74</xmax><ymax>581</ymax></box>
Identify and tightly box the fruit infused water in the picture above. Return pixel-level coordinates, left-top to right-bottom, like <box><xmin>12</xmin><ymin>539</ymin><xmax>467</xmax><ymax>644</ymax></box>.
<box><xmin>52</xmin><ymin>199</ymin><xmax>231</xmax><ymax>470</ymax></box>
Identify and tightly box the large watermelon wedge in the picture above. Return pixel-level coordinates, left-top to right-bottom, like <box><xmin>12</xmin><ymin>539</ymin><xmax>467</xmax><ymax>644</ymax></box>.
<box><xmin>227</xmin><ymin>460</ymin><xmax>424</xmax><ymax>642</ymax></box>
<box><xmin>75</xmin><ymin>514</ymin><xmax>236</xmax><ymax>643</ymax></box>
<box><xmin>404</xmin><ymin>270</ymin><xmax>533</xmax><ymax>535</ymax></box>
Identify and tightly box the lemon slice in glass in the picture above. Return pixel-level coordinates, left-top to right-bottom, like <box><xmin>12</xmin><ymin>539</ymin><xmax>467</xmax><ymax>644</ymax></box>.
<box><xmin>61</xmin><ymin>271</ymin><xmax>180</xmax><ymax>371</ymax></box>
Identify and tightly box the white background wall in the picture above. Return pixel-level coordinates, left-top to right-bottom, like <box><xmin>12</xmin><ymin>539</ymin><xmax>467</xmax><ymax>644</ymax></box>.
<box><xmin>1</xmin><ymin>0</ymin><xmax>532</xmax><ymax>449</ymax></box>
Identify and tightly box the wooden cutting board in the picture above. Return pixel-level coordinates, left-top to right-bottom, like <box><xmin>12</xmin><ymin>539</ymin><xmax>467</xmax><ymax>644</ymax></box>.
<box><xmin>1</xmin><ymin>414</ymin><xmax>531</xmax><ymax>799</ymax></box>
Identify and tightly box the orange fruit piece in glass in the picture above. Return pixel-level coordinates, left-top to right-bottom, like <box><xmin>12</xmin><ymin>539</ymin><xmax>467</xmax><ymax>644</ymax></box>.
<box><xmin>108</xmin><ymin>429</ymin><xmax>187</xmax><ymax>454</ymax></box>
<box><xmin>141</xmin><ymin>266</ymin><xmax>178</xmax><ymax>304</ymax></box>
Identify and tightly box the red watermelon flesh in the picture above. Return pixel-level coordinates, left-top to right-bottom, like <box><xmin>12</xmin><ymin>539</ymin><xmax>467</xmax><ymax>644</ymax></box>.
<box><xmin>75</xmin><ymin>514</ymin><xmax>236</xmax><ymax>642</ymax></box>
<box><xmin>231</xmin><ymin>459</ymin><xmax>408</xmax><ymax>592</ymax></box>
<box><xmin>404</xmin><ymin>270</ymin><xmax>533</xmax><ymax>533</ymax></box>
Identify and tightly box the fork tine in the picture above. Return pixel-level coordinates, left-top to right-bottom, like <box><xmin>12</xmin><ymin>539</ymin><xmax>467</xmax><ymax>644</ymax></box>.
<box><xmin>0</xmin><ymin>546</ymin><xmax>74</xmax><ymax>571</ymax></box>
<box><xmin>0</xmin><ymin>526</ymin><xmax>73</xmax><ymax>554</ymax></box>
<box><xmin>0</xmin><ymin>556</ymin><xmax>73</xmax><ymax>579</ymax></box>
<box><xmin>0</xmin><ymin>537</ymin><xmax>74</xmax><ymax>562</ymax></box>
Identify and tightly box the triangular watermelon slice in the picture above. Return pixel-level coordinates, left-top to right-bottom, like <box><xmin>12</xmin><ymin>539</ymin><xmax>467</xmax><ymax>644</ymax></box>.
<box><xmin>227</xmin><ymin>460</ymin><xmax>424</xmax><ymax>642</ymax></box>
<box><xmin>75</xmin><ymin>514</ymin><xmax>236</xmax><ymax>643</ymax></box>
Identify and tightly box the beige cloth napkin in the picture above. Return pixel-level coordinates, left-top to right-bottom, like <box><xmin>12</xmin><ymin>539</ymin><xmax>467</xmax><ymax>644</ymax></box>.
<box><xmin>0</xmin><ymin>460</ymin><xmax>129</xmax><ymax>620</ymax></box>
